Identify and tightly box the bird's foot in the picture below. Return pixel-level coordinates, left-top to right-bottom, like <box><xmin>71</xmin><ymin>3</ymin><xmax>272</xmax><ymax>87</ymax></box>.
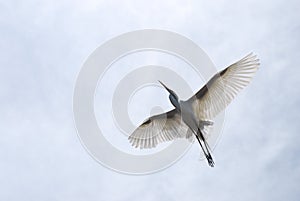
<box><xmin>206</xmin><ymin>154</ymin><xmax>215</xmax><ymax>167</ymax></box>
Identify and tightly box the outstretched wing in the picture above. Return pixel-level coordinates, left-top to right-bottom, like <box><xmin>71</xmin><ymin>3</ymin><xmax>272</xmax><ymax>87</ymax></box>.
<box><xmin>187</xmin><ymin>53</ymin><xmax>260</xmax><ymax>120</ymax></box>
<box><xmin>128</xmin><ymin>109</ymin><xmax>192</xmax><ymax>149</ymax></box>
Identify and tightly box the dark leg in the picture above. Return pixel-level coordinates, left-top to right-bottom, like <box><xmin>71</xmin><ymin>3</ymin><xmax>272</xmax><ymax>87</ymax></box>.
<box><xmin>196</xmin><ymin>130</ymin><xmax>215</xmax><ymax>167</ymax></box>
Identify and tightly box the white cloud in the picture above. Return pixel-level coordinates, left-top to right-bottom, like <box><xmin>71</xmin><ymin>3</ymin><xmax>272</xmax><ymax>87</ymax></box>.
<box><xmin>0</xmin><ymin>0</ymin><xmax>299</xmax><ymax>200</ymax></box>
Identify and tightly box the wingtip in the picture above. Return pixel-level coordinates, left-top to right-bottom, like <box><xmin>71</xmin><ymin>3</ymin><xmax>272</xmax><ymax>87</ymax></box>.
<box><xmin>239</xmin><ymin>52</ymin><xmax>260</xmax><ymax>67</ymax></box>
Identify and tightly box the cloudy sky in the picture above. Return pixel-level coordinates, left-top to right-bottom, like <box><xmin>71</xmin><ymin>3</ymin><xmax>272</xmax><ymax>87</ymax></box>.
<box><xmin>1</xmin><ymin>0</ymin><xmax>300</xmax><ymax>200</ymax></box>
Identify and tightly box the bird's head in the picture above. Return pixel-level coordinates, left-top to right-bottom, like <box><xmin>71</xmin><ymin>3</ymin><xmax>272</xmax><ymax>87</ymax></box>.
<box><xmin>158</xmin><ymin>80</ymin><xmax>180</xmax><ymax>110</ymax></box>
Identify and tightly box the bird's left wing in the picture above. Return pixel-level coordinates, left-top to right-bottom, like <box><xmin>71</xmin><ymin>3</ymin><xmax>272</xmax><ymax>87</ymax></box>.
<box><xmin>186</xmin><ymin>53</ymin><xmax>260</xmax><ymax>120</ymax></box>
<box><xmin>128</xmin><ymin>109</ymin><xmax>192</xmax><ymax>149</ymax></box>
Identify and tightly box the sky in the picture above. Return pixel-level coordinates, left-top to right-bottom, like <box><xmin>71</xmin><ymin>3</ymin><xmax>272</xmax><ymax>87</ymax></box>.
<box><xmin>1</xmin><ymin>0</ymin><xmax>300</xmax><ymax>200</ymax></box>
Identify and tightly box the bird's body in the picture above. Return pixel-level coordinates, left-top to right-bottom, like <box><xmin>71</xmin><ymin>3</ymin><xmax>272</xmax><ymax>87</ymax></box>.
<box><xmin>179</xmin><ymin>100</ymin><xmax>198</xmax><ymax>131</ymax></box>
<box><xmin>128</xmin><ymin>53</ymin><xmax>260</xmax><ymax>167</ymax></box>
<box><xmin>179</xmin><ymin>100</ymin><xmax>215</xmax><ymax>166</ymax></box>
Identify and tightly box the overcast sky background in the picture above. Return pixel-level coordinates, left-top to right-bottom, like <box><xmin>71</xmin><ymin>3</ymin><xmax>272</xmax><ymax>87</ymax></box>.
<box><xmin>1</xmin><ymin>0</ymin><xmax>300</xmax><ymax>200</ymax></box>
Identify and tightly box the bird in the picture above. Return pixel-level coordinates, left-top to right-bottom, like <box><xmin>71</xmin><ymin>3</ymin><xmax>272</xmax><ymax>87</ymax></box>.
<box><xmin>128</xmin><ymin>53</ymin><xmax>260</xmax><ymax>167</ymax></box>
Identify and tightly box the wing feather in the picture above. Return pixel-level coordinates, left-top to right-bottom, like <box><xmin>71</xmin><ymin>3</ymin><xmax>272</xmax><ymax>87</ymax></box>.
<box><xmin>128</xmin><ymin>109</ymin><xmax>192</xmax><ymax>149</ymax></box>
<box><xmin>187</xmin><ymin>53</ymin><xmax>259</xmax><ymax>120</ymax></box>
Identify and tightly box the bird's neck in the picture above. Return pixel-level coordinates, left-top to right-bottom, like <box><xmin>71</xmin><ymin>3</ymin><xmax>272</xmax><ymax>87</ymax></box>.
<box><xmin>170</xmin><ymin>95</ymin><xmax>181</xmax><ymax>111</ymax></box>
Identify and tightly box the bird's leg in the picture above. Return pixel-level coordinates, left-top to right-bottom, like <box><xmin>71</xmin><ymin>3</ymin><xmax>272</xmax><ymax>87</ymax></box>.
<box><xmin>195</xmin><ymin>135</ymin><xmax>207</xmax><ymax>156</ymax></box>
<box><xmin>195</xmin><ymin>135</ymin><xmax>214</xmax><ymax>167</ymax></box>
<box><xmin>196</xmin><ymin>129</ymin><xmax>215</xmax><ymax>167</ymax></box>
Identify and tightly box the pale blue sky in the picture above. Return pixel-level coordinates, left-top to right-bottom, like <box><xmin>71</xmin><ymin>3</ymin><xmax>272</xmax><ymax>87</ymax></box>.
<box><xmin>1</xmin><ymin>0</ymin><xmax>300</xmax><ymax>200</ymax></box>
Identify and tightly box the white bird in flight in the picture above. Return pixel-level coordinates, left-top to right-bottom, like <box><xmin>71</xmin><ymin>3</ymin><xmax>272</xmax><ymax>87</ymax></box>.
<box><xmin>128</xmin><ymin>53</ymin><xmax>260</xmax><ymax>167</ymax></box>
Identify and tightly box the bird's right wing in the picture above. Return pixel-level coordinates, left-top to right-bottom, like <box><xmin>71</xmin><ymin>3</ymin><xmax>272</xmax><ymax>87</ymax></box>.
<box><xmin>128</xmin><ymin>109</ymin><xmax>192</xmax><ymax>149</ymax></box>
<box><xmin>187</xmin><ymin>53</ymin><xmax>260</xmax><ymax>120</ymax></box>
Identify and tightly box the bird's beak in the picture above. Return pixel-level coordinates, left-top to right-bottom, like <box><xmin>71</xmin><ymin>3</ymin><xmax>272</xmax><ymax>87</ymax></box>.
<box><xmin>158</xmin><ymin>80</ymin><xmax>173</xmax><ymax>94</ymax></box>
